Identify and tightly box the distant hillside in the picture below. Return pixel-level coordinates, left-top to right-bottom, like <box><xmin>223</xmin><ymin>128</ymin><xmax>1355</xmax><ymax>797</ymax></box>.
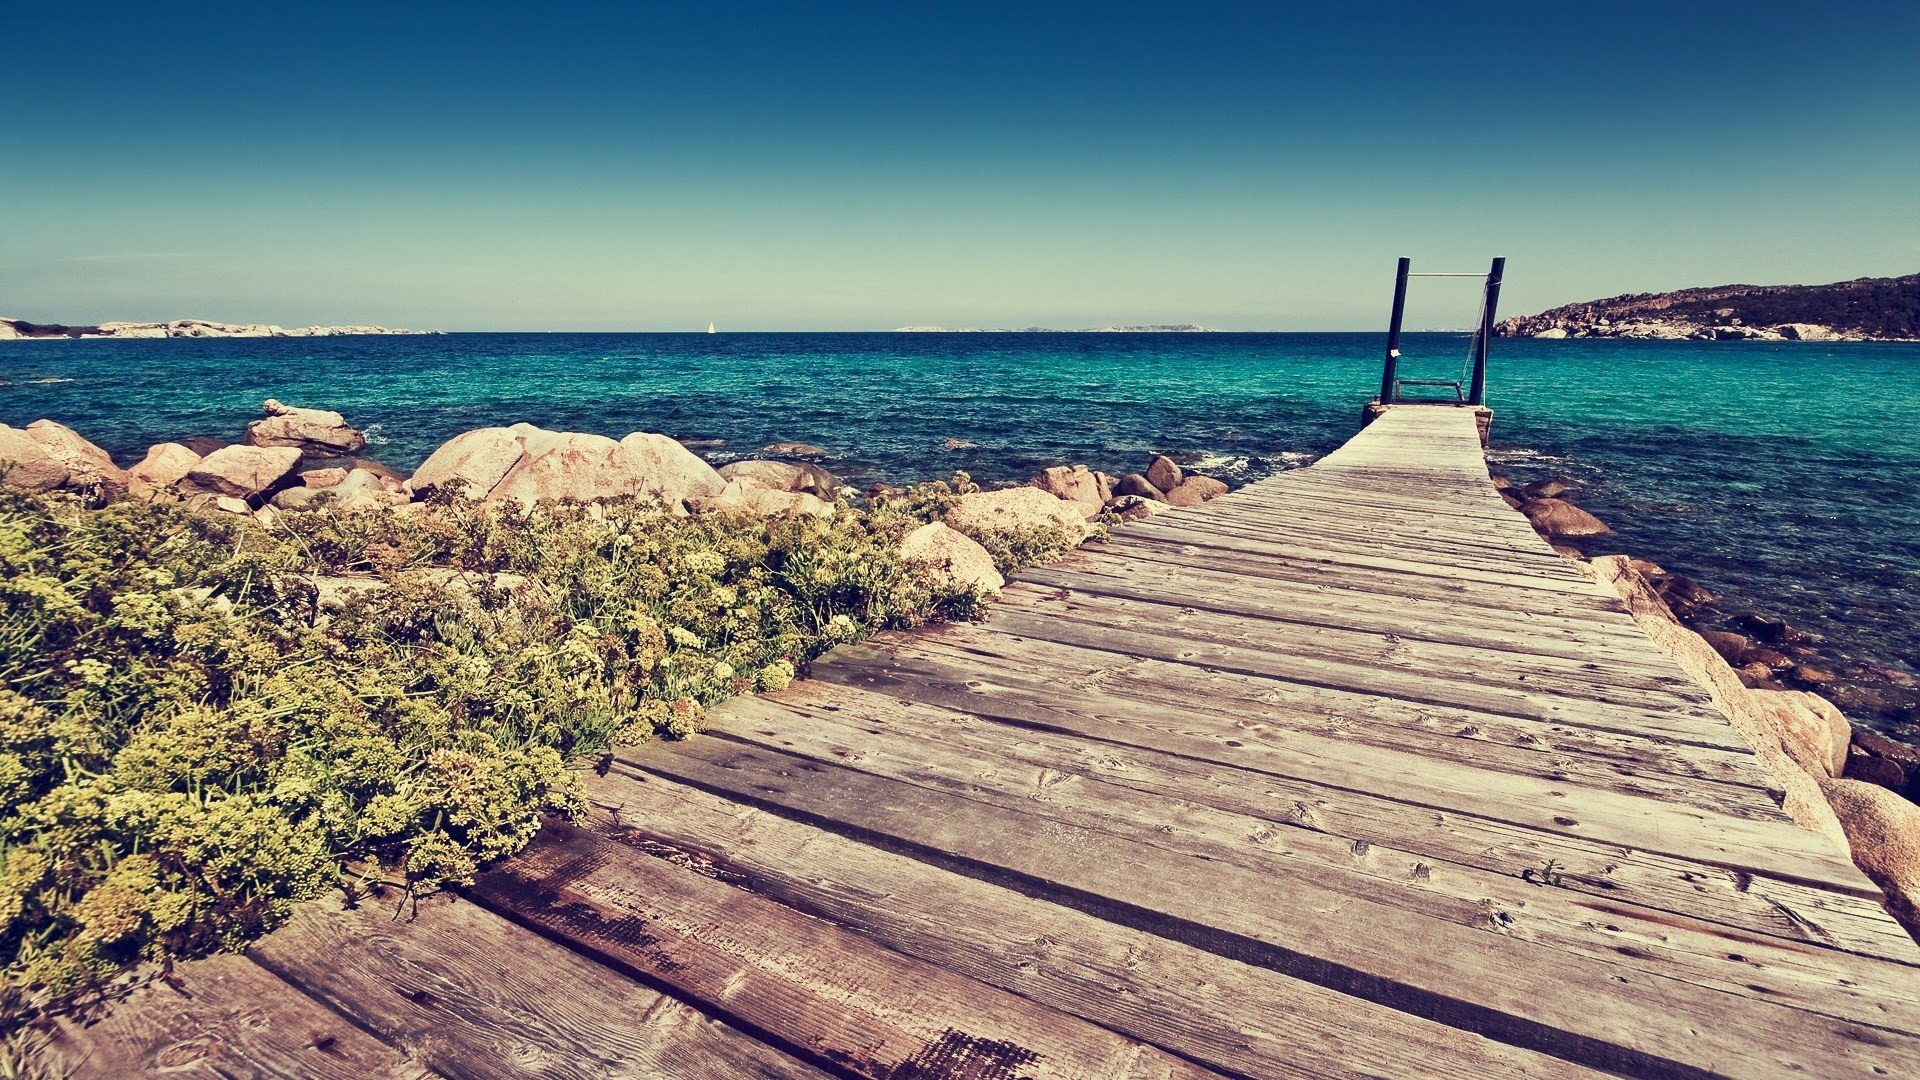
<box><xmin>1494</xmin><ymin>273</ymin><xmax>1920</xmax><ymax>341</ymax></box>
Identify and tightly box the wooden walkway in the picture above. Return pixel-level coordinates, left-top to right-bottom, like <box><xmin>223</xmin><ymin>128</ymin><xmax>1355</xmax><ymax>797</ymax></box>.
<box><xmin>52</xmin><ymin>405</ymin><xmax>1920</xmax><ymax>1078</ymax></box>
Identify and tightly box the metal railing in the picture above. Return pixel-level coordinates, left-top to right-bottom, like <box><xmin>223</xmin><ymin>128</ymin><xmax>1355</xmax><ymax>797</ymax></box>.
<box><xmin>1377</xmin><ymin>256</ymin><xmax>1505</xmax><ymax>406</ymax></box>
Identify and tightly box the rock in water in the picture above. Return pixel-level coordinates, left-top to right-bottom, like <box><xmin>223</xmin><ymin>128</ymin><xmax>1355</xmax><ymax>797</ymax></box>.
<box><xmin>1519</xmin><ymin>497</ymin><xmax>1611</xmax><ymax>538</ymax></box>
<box><xmin>1145</xmin><ymin>455</ymin><xmax>1183</xmax><ymax>494</ymax></box>
<box><xmin>943</xmin><ymin>486</ymin><xmax>1091</xmax><ymax>545</ymax></box>
<box><xmin>408</xmin><ymin>424</ymin><xmax>726</xmax><ymax>509</ymax></box>
<box><xmin>1028</xmin><ymin>464</ymin><xmax>1107</xmax><ymax>518</ymax></box>
<box><xmin>717</xmin><ymin>459</ymin><xmax>839</xmax><ymax>499</ymax></box>
<box><xmin>898</xmin><ymin>521</ymin><xmax>1004</xmax><ymax>594</ymax></box>
<box><xmin>128</xmin><ymin>443</ymin><xmax>202</xmax><ymax>489</ymax></box>
<box><xmin>182</xmin><ymin>445</ymin><xmax>303</xmax><ymax>502</ymax></box>
<box><xmin>1821</xmin><ymin>779</ymin><xmax>1920</xmax><ymax>929</ymax></box>
<box><xmin>0</xmin><ymin>421</ymin><xmax>130</xmax><ymax>496</ymax></box>
<box><xmin>243</xmin><ymin>399</ymin><xmax>367</xmax><ymax>456</ymax></box>
<box><xmin>759</xmin><ymin>442</ymin><xmax>829</xmax><ymax>460</ymax></box>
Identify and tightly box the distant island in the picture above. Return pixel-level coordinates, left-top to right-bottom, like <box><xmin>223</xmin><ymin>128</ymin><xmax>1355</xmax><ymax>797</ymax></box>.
<box><xmin>896</xmin><ymin>324</ymin><xmax>1218</xmax><ymax>333</ymax></box>
<box><xmin>0</xmin><ymin>317</ymin><xmax>431</xmax><ymax>340</ymax></box>
<box><xmin>1495</xmin><ymin>272</ymin><xmax>1919</xmax><ymax>341</ymax></box>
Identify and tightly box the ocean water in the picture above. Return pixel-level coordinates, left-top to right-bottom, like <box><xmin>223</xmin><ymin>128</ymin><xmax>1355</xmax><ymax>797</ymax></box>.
<box><xmin>6</xmin><ymin>332</ymin><xmax>1919</xmax><ymax>724</ymax></box>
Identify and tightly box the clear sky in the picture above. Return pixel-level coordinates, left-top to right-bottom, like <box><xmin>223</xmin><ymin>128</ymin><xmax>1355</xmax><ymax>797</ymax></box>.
<box><xmin>4</xmin><ymin>1</ymin><xmax>1916</xmax><ymax>331</ymax></box>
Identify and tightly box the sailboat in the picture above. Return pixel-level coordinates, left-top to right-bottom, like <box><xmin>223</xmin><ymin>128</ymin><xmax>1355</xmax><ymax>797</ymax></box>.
<box><xmin>707</xmin><ymin>322</ymin><xmax>716</xmax><ymax>334</ymax></box>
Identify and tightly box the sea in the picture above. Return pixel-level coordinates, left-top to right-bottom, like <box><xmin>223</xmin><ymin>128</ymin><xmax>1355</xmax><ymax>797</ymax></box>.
<box><xmin>5</xmin><ymin>332</ymin><xmax>1918</xmax><ymax>730</ymax></box>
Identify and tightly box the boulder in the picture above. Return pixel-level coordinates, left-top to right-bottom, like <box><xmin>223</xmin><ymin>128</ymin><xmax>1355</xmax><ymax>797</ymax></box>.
<box><xmin>1029</xmin><ymin>465</ymin><xmax>1106</xmax><ymax>518</ymax></box>
<box><xmin>717</xmin><ymin>459</ymin><xmax>838</xmax><ymax>499</ymax></box>
<box><xmin>299</xmin><ymin>467</ymin><xmax>350</xmax><ymax>489</ymax></box>
<box><xmin>0</xmin><ymin>421</ymin><xmax>129</xmax><ymax>495</ymax></box>
<box><xmin>1734</xmin><ymin>613</ymin><xmax>1801</xmax><ymax>645</ymax></box>
<box><xmin>242</xmin><ymin>399</ymin><xmax>367</xmax><ymax>456</ymax></box>
<box><xmin>180</xmin><ymin>435</ymin><xmax>231</xmax><ymax>457</ymax></box>
<box><xmin>1776</xmin><ymin>323</ymin><xmax>1842</xmax><ymax>342</ymax></box>
<box><xmin>1163</xmin><ymin>475</ymin><xmax>1228</xmax><ymax>507</ymax></box>
<box><xmin>898</xmin><ymin>521</ymin><xmax>1004</xmax><ymax>595</ymax></box>
<box><xmin>1105</xmin><ymin>494</ymin><xmax>1168</xmax><ymax>521</ymax></box>
<box><xmin>1532</xmin><ymin>327</ymin><xmax>1569</xmax><ymax>339</ymax></box>
<box><xmin>1498</xmin><ymin>490</ymin><xmax>1525</xmax><ymax>509</ymax></box>
<box><xmin>409</xmin><ymin>427</ymin><xmax>525</xmax><ymax>500</ymax></box>
<box><xmin>1519</xmin><ymin>498</ymin><xmax>1610</xmax><ymax>538</ymax></box>
<box><xmin>182</xmin><ymin>445</ymin><xmax>303</xmax><ymax>502</ymax></box>
<box><xmin>128</xmin><ymin>443</ymin><xmax>202</xmax><ymax>489</ymax></box>
<box><xmin>1821</xmin><ymin>779</ymin><xmax>1920</xmax><ymax>930</ymax></box>
<box><xmin>1754</xmin><ymin>689</ymin><xmax>1852</xmax><ymax>778</ymax></box>
<box><xmin>1115</xmin><ymin>473</ymin><xmax>1165</xmax><ymax>501</ymax></box>
<box><xmin>687</xmin><ymin>480</ymin><xmax>833</xmax><ymax>520</ymax></box>
<box><xmin>1847</xmin><ymin>746</ymin><xmax>1909</xmax><ymax>790</ymax></box>
<box><xmin>942</xmin><ymin>438</ymin><xmax>977</xmax><ymax>451</ymax></box>
<box><xmin>1145</xmin><ymin>455</ymin><xmax>1183</xmax><ymax>494</ymax></box>
<box><xmin>944</xmin><ymin>486</ymin><xmax>1090</xmax><ymax>546</ymax></box>
<box><xmin>333</xmin><ymin>467</ymin><xmax>410</xmax><ymax>509</ymax></box>
<box><xmin>406</xmin><ymin>425</ymin><xmax>725</xmax><ymax>509</ymax></box>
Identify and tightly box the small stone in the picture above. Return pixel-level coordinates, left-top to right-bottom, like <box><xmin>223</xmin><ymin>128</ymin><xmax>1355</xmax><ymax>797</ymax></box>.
<box><xmin>942</xmin><ymin>438</ymin><xmax>977</xmax><ymax>451</ymax></box>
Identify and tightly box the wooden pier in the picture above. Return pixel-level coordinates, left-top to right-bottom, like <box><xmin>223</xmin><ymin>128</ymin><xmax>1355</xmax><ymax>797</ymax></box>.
<box><xmin>53</xmin><ymin>405</ymin><xmax>1920</xmax><ymax>1078</ymax></box>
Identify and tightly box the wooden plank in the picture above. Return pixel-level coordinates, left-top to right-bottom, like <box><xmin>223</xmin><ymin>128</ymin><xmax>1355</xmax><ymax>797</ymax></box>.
<box><xmin>581</xmin><ymin>765</ymin><xmax>1606</xmax><ymax>1079</ymax></box>
<box><xmin>464</xmin><ymin>819</ymin><xmax>1222</xmax><ymax>1080</ymax></box>
<box><xmin>703</xmin><ymin>691</ymin><xmax>1920</xmax><ymax>1032</ymax></box>
<box><xmin>619</xmin><ymin>736</ymin><xmax>1920</xmax><ymax>1078</ymax></box>
<box><xmin>833</xmin><ymin>624</ymin><xmax>1778</xmax><ymax>795</ymax></box>
<box><xmin>250</xmin><ymin>892</ymin><xmax>830</xmax><ymax>1079</ymax></box>
<box><xmin>772</xmin><ymin>666</ymin><xmax>1919</xmax><ymax>961</ymax></box>
<box><xmin>40</xmin><ymin>952</ymin><xmax>426</xmax><ymax>1078</ymax></box>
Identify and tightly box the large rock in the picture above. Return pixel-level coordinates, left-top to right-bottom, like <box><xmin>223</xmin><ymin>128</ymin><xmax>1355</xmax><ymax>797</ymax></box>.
<box><xmin>1821</xmin><ymin>779</ymin><xmax>1920</xmax><ymax>931</ymax></box>
<box><xmin>407</xmin><ymin>425</ymin><xmax>725</xmax><ymax>508</ymax></box>
<box><xmin>1114</xmin><ymin>473</ymin><xmax>1164</xmax><ymax>501</ymax></box>
<box><xmin>944</xmin><ymin>486</ymin><xmax>1090</xmax><ymax>545</ymax></box>
<box><xmin>1029</xmin><ymin>465</ymin><xmax>1106</xmax><ymax>518</ymax></box>
<box><xmin>1754</xmin><ymin>689</ymin><xmax>1851</xmax><ymax>778</ymax></box>
<box><xmin>0</xmin><ymin>421</ymin><xmax>129</xmax><ymax>496</ymax></box>
<box><xmin>128</xmin><ymin>443</ymin><xmax>202</xmax><ymax>489</ymax></box>
<box><xmin>1532</xmin><ymin>327</ymin><xmax>1569</xmax><ymax>339</ymax></box>
<box><xmin>182</xmin><ymin>445</ymin><xmax>302</xmax><ymax>502</ymax></box>
<box><xmin>1163</xmin><ymin>475</ymin><xmax>1229</xmax><ymax>507</ymax></box>
<box><xmin>717</xmin><ymin>459</ymin><xmax>838</xmax><ymax>499</ymax></box>
<box><xmin>1105</xmin><ymin>494</ymin><xmax>1168</xmax><ymax>521</ymax></box>
<box><xmin>1145</xmin><ymin>455</ymin><xmax>1183</xmax><ymax>494</ymax></box>
<box><xmin>898</xmin><ymin>521</ymin><xmax>1004</xmax><ymax>594</ymax></box>
<box><xmin>243</xmin><ymin>399</ymin><xmax>367</xmax><ymax>456</ymax></box>
<box><xmin>687</xmin><ymin>480</ymin><xmax>833</xmax><ymax>520</ymax></box>
<box><xmin>1520</xmin><ymin>497</ymin><xmax>1610</xmax><ymax>538</ymax></box>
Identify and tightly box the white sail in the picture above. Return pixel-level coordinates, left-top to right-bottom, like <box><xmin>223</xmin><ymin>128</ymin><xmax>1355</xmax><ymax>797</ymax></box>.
<box><xmin>707</xmin><ymin>322</ymin><xmax>716</xmax><ymax>334</ymax></box>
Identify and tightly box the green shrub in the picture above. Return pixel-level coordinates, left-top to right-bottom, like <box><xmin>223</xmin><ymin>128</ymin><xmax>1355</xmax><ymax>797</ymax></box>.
<box><xmin>0</xmin><ymin>478</ymin><xmax>1005</xmax><ymax>1021</ymax></box>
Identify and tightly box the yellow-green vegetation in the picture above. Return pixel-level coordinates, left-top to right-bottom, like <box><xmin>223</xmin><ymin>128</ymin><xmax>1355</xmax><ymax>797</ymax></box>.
<box><xmin>0</xmin><ymin>474</ymin><xmax>1074</xmax><ymax>1022</ymax></box>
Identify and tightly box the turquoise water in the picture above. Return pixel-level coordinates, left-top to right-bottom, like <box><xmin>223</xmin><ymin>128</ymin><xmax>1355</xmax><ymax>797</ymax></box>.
<box><xmin>5</xmin><ymin>332</ymin><xmax>1918</xmax><ymax>724</ymax></box>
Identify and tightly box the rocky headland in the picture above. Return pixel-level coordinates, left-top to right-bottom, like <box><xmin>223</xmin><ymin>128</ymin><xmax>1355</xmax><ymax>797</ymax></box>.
<box><xmin>1494</xmin><ymin>272</ymin><xmax>1920</xmax><ymax>341</ymax></box>
<box><xmin>0</xmin><ymin>317</ymin><xmax>431</xmax><ymax>340</ymax></box>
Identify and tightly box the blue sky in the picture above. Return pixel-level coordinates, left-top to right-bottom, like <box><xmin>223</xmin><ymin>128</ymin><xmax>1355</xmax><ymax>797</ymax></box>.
<box><xmin>4</xmin><ymin>1</ymin><xmax>1916</xmax><ymax>330</ymax></box>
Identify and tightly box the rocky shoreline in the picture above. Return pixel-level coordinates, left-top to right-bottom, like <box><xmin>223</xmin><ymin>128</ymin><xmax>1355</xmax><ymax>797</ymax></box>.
<box><xmin>1494</xmin><ymin>272</ymin><xmax>1920</xmax><ymax>341</ymax></box>
<box><xmin>0</xmin><ymin>317</ymin><xmax>430</xmax><ymax>340</ymax></box>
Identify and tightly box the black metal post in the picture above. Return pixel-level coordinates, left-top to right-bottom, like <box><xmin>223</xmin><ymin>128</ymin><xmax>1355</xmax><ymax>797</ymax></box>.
<box><xmin>1467</xmin><ymin>256</ymin><xmax>1504</xmax><ymax>406</ymax></box>
<box><xmin>1379</xmin><ymin>257</ymin><xmax>1410</xmax><ymax>404</ymax></box>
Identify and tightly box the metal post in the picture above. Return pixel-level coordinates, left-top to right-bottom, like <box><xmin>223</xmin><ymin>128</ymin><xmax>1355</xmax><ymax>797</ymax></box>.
<box><xmin>1467</xmin><ymin>256</ymin><xmax>1504</xmax><ymax>406</ymax></box>
<box><xmin>1379</xmin><ymin>257</ymin><xmax>1410</xmax><ymax>404</ymax></box>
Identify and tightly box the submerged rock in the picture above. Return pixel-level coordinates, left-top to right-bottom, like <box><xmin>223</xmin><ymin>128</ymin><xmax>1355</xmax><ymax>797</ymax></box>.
<box><xmin>898</xmin><ymin>521</ymin><xmax>1003</xmax><ymax>594</ymax></box>
<box><xmin>759</xmin><ymin>441</ymin><xmax>829</xmax><ymax>460</ymax></box>
<box><xmin>243</xmin><ymin>399</ymin><xmax>367</xmax><ymax>456</ymax></box>
<box><xmin>1519</xmin><ymin>497</ymin><xmax>1610</xmax><ymax>538</ymax></box>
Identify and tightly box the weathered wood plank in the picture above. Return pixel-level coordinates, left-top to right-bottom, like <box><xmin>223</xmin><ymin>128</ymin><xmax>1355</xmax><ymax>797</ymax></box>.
<box><xmin>250</xmin><ymin>892</ymin><xmax>830</xmax><ymax>1079</ymax></box>
<box><xmin>619</xmin><ymin>736</ymin><xmax>1920</xmax><ymax>1078</ymax></box>
<box><xmin>40</xmin><ymin>953</ymin><xmax>426</xmax><ymax>1078</ymax></box>
<box><xmin>581</xmin><ymin>765</ymin><xmax>1606</xmax><ymax>1079</ymax></box>
<box><xmin>464</xmin><ymin>820</ymin><xmax>1222</xmax><ymax>1080</ymax></box>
